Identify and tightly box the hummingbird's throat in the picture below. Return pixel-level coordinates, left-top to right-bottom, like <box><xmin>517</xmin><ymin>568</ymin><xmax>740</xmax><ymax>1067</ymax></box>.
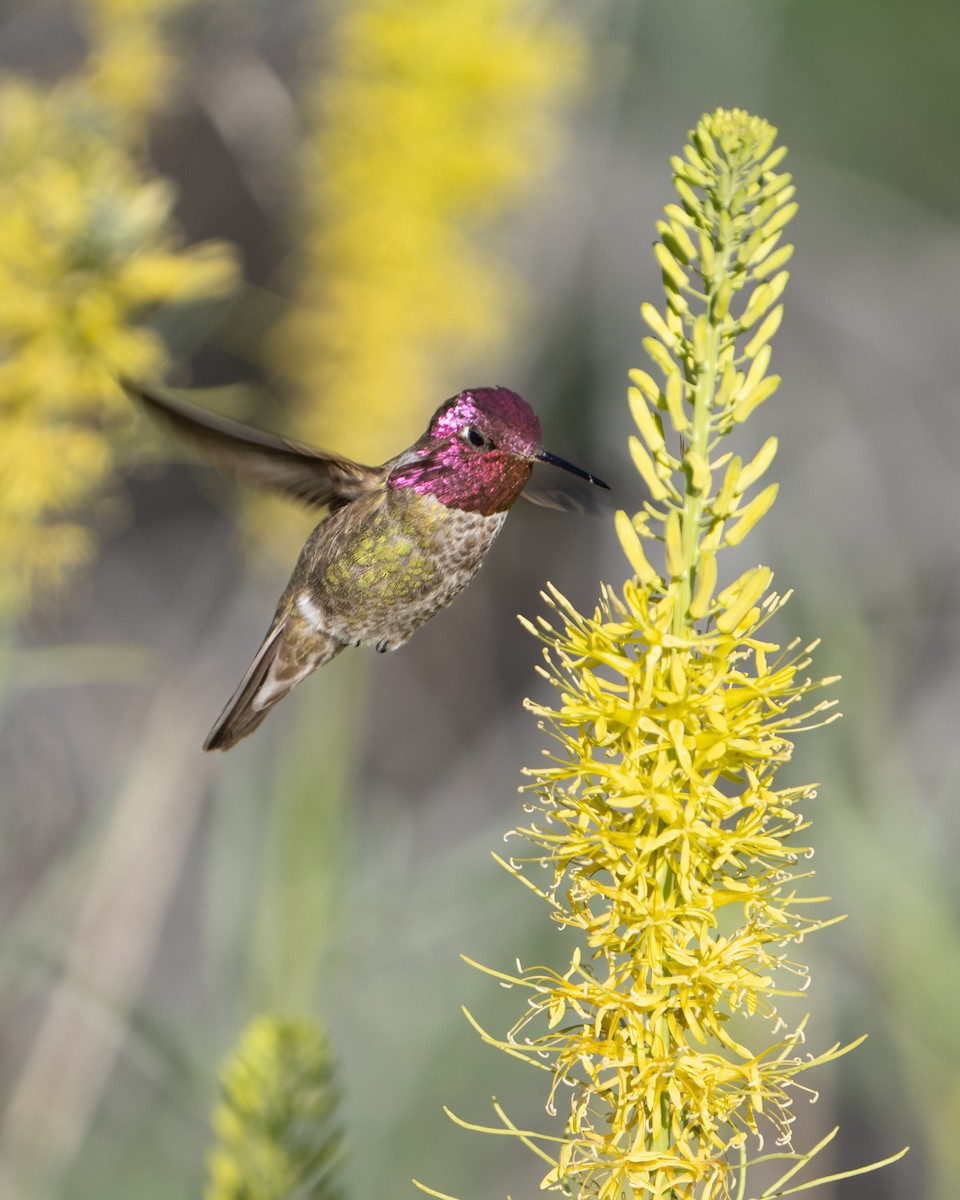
<box><xmin>387</xmin><ymin>445</ymin><xmax>533</xmax><ymax>515</ymax></box>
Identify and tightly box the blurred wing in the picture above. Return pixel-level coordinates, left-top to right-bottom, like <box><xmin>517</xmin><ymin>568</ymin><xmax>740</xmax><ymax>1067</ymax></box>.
<box><xmin>123</xmin><ymin>378</ymin><xmax>382</xmax><ymax>509</ymax></box>
<box><xmin>521</xmin><ymin>481</ymin><xmax>614</xmax><ymax>515</ymax></box>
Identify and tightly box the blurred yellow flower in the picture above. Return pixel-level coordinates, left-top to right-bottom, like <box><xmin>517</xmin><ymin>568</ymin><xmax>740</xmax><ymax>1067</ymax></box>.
<box><xmin>271</xmin><ymin>0</ymin><xmax>582</xmax><ymax>466</ymax></box>
<box><xmin>83</xmin><ymin>0</ymin><xmax>191</xmax><ymax>118</ymax></box>
<box><xmin>0</xmin><ymin>3</ymin><xmax>237</xmax><ymax>618</ymax></box>
<box><xmin>205</xmin><ymin>1015</ymin><xmax>342</xmax><ymax>1200</ymax></box>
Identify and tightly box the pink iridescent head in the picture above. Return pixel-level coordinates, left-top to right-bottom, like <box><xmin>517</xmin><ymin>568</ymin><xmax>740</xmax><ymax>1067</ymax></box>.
<box><xmin>387</xmin><ymin>387</ymin><xmax>608</xmax><ymax>515</ymax></box>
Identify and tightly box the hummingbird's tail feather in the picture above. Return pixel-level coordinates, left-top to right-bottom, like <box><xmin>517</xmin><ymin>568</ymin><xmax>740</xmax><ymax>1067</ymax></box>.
<box><xmin>204</xmin><ymin>619</ymin><xmax>343</xmax><ymax>751</ymax></box>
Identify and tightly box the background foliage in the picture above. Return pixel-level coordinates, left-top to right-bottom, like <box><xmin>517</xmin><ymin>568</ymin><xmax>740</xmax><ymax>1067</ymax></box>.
<box><xmin>0</xmin><ymin>1</ymin><xmax>956</xmax><ymax>1198</ymax></box>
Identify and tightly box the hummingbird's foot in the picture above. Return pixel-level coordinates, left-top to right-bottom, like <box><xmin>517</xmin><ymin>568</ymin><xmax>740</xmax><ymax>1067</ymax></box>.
<box><xmin>375</xmin><ymin>638</ymin><xmax>391</xmax><ymax>654</ymax></box>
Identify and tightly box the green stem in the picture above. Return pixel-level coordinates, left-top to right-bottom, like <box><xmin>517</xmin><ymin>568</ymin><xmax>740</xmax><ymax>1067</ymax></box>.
<box><xmin>673</xmin><ymin>321</ymin><xmax>718</xmax><ymax>636</ymax></box>
<box><xmin>673</xmin><ymin>166</ymin><xmax>737</xmax><ymax>638</ymax></box>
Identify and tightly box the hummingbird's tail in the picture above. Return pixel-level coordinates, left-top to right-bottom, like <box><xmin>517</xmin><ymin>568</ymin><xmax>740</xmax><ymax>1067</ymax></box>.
<box><xmin>204</xmin><ymin>618</ymin><xmax>343</xmax><ymax>751</ymax></box>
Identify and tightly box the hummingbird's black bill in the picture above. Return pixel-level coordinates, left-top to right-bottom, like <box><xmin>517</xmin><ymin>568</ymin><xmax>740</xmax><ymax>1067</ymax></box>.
<box><xmin>536</xmin><ymin>450</ymin><xmax>610</xmax><ymax>490</ymax></box>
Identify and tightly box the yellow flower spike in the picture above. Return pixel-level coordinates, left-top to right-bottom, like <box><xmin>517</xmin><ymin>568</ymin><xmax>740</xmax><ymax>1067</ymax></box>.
<box><xmin>204</xmin><ymin>1016</ymin><xmax>343</xmax><ymax>1200</ymax></box>
<box><xmin>444</xmin><ymin>108</ymin><xmax>903</xmax><ymax>1200</ymax></box>
<box><xmin>268</xmin><ymin>0</ymin><xmax>582</xmax><ymax>479</ymax></box>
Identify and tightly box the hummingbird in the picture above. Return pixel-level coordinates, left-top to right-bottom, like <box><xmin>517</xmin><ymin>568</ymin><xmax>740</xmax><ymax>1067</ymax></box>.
<box><xmin>126</xmin><ymin>381</ymin><xmax>609</xmax><ymax>751</ymax></box>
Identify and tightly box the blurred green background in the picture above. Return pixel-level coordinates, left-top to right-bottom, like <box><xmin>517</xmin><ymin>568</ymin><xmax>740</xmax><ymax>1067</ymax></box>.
<box><xmin>0</xmin><ymin>1</ymin><xmax>957</xmax><ymax>1198</ymax></box>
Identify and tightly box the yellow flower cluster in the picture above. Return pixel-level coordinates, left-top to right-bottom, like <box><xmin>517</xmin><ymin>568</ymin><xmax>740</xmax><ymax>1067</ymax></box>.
<box><xmin>497</xmin><ymin>580</ymin><xmax>843</xmax><ymax>1200</ymax></box>
<box><xmin>449</xmin><ymin>112</ymin><xmax>887</xmax><ymax>1200</ymax></box>
<box><xmin>270</xmin><ymin>0</ymin><xmax>581</xmax><ymax>465</ymax></box>
<box><xmin>84</xmin><ymin>0</ymin><xmax>193</xmax><ymax>119</ymax></box>
<box><xmin>205</xmin><ymin>1015</ymin><xmax>342</xmax><ymax>1200</ymax></box>
<box><xmin>0</xmin><ymin>2</ymin><xmax>237</xmax><ymax>617</ymax></box>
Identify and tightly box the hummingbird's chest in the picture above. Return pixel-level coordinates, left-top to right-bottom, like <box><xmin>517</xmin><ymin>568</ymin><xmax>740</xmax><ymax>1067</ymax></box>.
<box><xmin>304</xmin><ymin>489</ymin><xmax>507</xmax><ymax>646</ymax></box>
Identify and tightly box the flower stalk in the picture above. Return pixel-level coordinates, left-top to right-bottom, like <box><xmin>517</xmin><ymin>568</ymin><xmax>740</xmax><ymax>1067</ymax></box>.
<box><xmin>205</xmin><ymin>1016</ymin><xmax>343</xmax><ymax>1200</ymax></box>
<box><xmin>428</xmin><ymin>109</ymin><xmax>906</xmax><ymax>1200</ymax></box>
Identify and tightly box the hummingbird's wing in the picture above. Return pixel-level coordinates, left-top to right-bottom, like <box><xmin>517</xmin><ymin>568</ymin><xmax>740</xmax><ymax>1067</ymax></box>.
<box><xmin>521</xmin><ymin>482</ymin><xmax>613</xmax><ymax>515</ymax></box>
<box><xmin>124</xmin><ymin>379</ymin><xmax>383</xmax><ymax>509</ymax></box>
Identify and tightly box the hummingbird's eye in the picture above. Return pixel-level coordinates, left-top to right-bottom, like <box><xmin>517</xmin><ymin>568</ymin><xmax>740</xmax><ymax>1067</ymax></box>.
<box><xmin>462</xmin><ymin>425</ymin><xmax>493</xmax><ymax>451</ymax></box>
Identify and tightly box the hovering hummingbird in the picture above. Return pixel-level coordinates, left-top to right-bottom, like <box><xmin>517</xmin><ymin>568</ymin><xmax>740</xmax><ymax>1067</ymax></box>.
<box><xmin>126</xmin><ymin>381</ymin><xmax>609</xmax><ymax>751</ymax></box>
